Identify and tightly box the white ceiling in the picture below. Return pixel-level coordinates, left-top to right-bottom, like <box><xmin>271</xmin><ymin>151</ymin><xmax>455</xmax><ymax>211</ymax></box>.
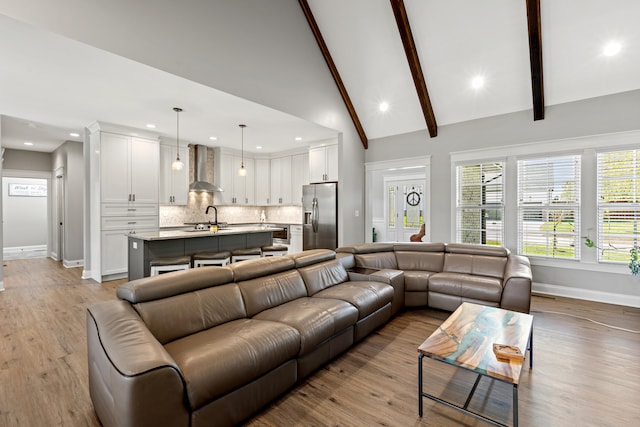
<box><xmin>308</xmin><ymin>0</ymin><xmax>640</xmax><ymax>138</ymax></box>
<box><xmin>0</xmin><ymin>13</ymin><xmax>337</xmax><ymax>154</ymax></box>
<box><xmin>2</xmin><ymin>0</ymin><xmax>640</xmax><ymax>153</ymax></box>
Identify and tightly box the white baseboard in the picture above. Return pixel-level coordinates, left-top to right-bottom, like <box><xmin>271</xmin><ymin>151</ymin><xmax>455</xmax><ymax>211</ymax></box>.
<box><xmin>3</xmin><ymin>245</ymin><xmax>47</xmax><ymax>260</ymax></box>
<box><xmin>63</xmin><ymin>259</ymin><xmax>83</xmax><ymax>268</ymax></box>
<box><xmin>533</xmin><ymin>282</ymin><xmax>640</xmax><ymax>308</ymax></box>
<box><xmin>0</xmin><ymin>280</ymin><xmax>4</xmax><ymax>292</ymax></box>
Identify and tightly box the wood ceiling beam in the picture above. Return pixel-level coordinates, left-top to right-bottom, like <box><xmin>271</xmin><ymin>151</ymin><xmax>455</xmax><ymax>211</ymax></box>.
<box><xmin>390</xmin><ymin>0</ymin><xmax>437</xmax><ymax>138</ymax></box>
<box><xmin>298</xmin><ymin>0</ymin><xmax>368</xmax><ymax>149</ymax></box>
<box><xmin>526</xmin><ymin>0</ymin><xmax>545</xmax><ymax>120</ymax></box>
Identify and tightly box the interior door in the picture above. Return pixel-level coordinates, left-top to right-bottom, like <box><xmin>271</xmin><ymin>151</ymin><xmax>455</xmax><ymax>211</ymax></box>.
<box><xmin>385</xmin><ymin>179</ymin><xmax>425</xmax><ymax>242</ymax></box>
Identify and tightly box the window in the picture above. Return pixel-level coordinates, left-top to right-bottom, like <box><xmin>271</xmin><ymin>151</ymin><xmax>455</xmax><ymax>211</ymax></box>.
<box><xmin>456</xmin><ymin>162</ymin><xmax>504</xmax><ymax>246</ymax></box>
<box><xmin>597</xmin><ymin>149</ymin><xmax>640</xmax><ymax>262</ymax></box>
<box><xmin>517</xmin><ymin>155</ymin><xmax>581</xmax><ymax>259</ymax></box>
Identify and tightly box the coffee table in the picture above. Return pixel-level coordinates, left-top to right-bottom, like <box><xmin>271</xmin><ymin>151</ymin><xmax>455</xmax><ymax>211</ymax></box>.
<box><xmin>418</xmin><ymin>302</ymin><xmax>533</xmax><ymax>427</ymax></box>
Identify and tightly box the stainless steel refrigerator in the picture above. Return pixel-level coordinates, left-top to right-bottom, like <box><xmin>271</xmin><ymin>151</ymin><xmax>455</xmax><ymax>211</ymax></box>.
<box><xmin>303</xmin><ymin>183</ymin><xmax>338</xmax><ymax>250</ymax></box>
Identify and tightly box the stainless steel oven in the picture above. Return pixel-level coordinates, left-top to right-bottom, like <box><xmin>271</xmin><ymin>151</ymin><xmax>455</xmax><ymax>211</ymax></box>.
<box><xmin>271</xmin><ymin>224</ymin><xmax>290</xmax><ymax>245</ymax></box>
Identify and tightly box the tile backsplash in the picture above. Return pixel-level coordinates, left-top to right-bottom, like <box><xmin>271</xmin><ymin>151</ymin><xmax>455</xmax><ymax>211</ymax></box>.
<box><xmin>159</xmin><ymin>193</ymin><xmax>302</xmax><ymax>227</ymax></box>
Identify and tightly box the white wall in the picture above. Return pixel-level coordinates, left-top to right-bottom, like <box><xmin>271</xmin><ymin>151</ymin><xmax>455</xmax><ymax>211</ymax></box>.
<box><xmin>366</xmin><ymin>90</ymin><xmax>640</xmax><ymax>306</ymax></box>
<box><xmin>0</xmin><ymin>119</ymin><xmax>3</xmax><ymax>291</ymax></box>
<box><xmin>1</xmin><ymin>0</ymin><xmax>366</xmax><ymax>247</ymax></box>
<box><xmin>2</xmin><ymin>177</ymin><xmax>47</xmax><ymax>249</ymax></box>
<box><xmin>52</xmin><ymin>141</ymin><xmax>84</xmax><ymax>265</ymax></box>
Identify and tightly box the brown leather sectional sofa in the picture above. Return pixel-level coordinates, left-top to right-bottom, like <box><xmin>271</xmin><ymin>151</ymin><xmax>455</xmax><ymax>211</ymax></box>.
<box><xmin>86</xmin><ymin>243</ymin><xmax>531</xmax><ymax>427</ymax></box>
<box><xmin>336</xmin><ymin>242</ymin><xmax>532</xmax><ymax>314</ymax></box>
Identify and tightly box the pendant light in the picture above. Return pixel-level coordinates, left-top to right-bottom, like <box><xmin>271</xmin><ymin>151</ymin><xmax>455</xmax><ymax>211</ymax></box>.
<box><xmin>238</xmin><ymin>124</ymin><xmax>247</xmax><ymax>176</ymax></box>
<box><xmin>171</xmin><ymin>107</ymin><xmax>184</xmax><ymax>171</ymax></box>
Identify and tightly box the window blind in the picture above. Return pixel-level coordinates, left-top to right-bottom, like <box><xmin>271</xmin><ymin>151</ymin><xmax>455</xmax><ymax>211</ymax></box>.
<box><xmin>517</xmin><ymin>155</ymin><xmax>581</xmax><ymax>259</ymax></box>
<box><xmin>597</xmin><ymin>149</ymin><xmax>640</xmax><ymax>262</ymax></box>
<box><xmin>456</xmin><ymin>162</ymin><xmax>504</xmax><ymax>246</ymax></box>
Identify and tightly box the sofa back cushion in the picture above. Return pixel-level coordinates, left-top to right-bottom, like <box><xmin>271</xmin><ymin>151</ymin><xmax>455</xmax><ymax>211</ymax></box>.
<box><xmin>355</xmin><ymin>252</ymin><xmax>398</xmax><ymax>269</ymax></box>
<box><xmin>394</xmin><ymin>243</ymin><xmax>446</xmax><ymax>272</ymax></box>
<box><xmin>133</xmin><ymin>283</ymin><xmax>247</xmax><ymax>344</ymax></box>
<box><xmin>237</xmin><ymin>270</ymin><xmax>308</xmax><ymax>317</ymax></box>
<box><xmin>230</xmin><ymin>255</ymin><xmax>296</xmax><ymax>281</ymax></box>
<box><xmin>443</xmin><ymin>253</ymin><xmax>508</xmax><ymax>279</ymax></box>
<box><xmin>117</xmin><ymin>267</ymin><xmax>234</xmax><ymax>303</ymax></box>
<box><xmin>297</xmin><ymin>259</ymin><xmax>349</xmax><ymax>295</ymax></box>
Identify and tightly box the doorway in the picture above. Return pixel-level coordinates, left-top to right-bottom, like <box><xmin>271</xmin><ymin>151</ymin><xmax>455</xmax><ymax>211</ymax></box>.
<box><xmin>385</xmin><ymin>179</ymin><xmax>425</xmax><ymax>242</ymax></box>
<box><xmin>2</xmin><ymin>176</ymin><xmax>49</xmax><ymax>259</ymax></box>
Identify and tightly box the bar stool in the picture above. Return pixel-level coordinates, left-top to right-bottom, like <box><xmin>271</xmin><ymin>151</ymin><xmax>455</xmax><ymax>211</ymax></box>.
<box><xmin>261</xmin><ymin>245</ymin><xmax>288</xmax><ymax>257</ymax></box>
<box><xmin>149</xmin><ymin>256</ymin><xmax>191</xmax><ymax>276</ymax></box>
<box><xmin>192</xmin><ymin>251</ymin><xmax>231</xmax><ymax>268</ymax></box>
<box><xmin>231</xmin><ymin>247</ymin><xmax>262</xmax><ymax>263</ymax></box>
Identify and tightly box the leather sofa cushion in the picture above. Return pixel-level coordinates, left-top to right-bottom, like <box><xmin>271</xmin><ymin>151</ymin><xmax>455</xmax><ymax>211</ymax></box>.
<box><xmin>253</xmin><ymin>297</ymin><xmax>358</xmax><ymax>356</ymax></box>
<box><xmin>443</xmin><ymin>253</ymin><xmax>507</xmax><ymax>279</ymax></box>
<box><xmin>165</xmin><ymin>318</ymin><xmax>300</xmax><ymax>410</ymax></box>
<box><xmin>446</xmin><ymin>243</ymin><xmax>509</xmax><ymax>257</ymax></box>
<box><xmin>395</xmin><ymin>251</ymin><xmax>444</xmax><ymax>272</ymax></box>
<box><xmin>403</xmin><ymin>271</ymin><xmax>435</xmax><ymax>292</ymax></box>
<box><xmin>117</xmin><ymin>267</ymin><xmax>234</xmax><ymax>303</ymax></box>
<box><xmin>298</xmin><ymin>259</ymin><xmax>349</xmax><ymax>295</ymax></box>
<box><xmin>291</xmin><ymin>249</ymin><xmax>336</xmax><ymax>268</ymax></box>
<box><xmin>230</xmin><ymin>256</ymin><xmax>296</xmax><ymax>282</ymax></box>
<box><xmin>238</xmin><ymin>270</ymin><xmax>308</xmax><ymax>317</ymax></box>
<box><xmin>336</xmin><ymin>243</ymin><xmax>395</xmax><ymax>254</ymax></box>
<box><xmin>429</xmin><ymin>272</ymin><xmax>503</xmax><ymax>302</ymax></box>
<box><xmin>133</xmin><ymin>283</ymin><xmax>246</xmax><ymax>344</ymax></box>
<box><xmin>354</xmin><ymin>252</ymin><xmax>398</xmax><ymax>270</ymax></box>
<box><xmin>312</xmin><ymin>281</ymin><xmax>394</xmax><ymax>319</ymax></box>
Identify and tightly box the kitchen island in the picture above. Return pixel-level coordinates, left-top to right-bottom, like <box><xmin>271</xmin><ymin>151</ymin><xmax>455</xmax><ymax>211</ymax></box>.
<box><xmin>127</xmin><ymin>225</ymin><xmax>282</xmax><ymax>280</ymax></box>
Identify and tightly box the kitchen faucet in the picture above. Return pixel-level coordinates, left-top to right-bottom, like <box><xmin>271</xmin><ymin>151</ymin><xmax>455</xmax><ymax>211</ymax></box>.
<box><xmin>205</xmin><ymin>205</ymin><xmax>218</xmax><ymax>224</ymax></box>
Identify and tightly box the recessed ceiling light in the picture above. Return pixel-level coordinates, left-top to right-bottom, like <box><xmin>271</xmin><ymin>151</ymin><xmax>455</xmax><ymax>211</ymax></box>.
<box><xmin>256</xmin><ymin>146</ymin><xmax>263</xmax><ymax>150</ymax></box>
<box><xmin>379</xmin><ymin>102</ymin><xmax>389</xmax><ymax>112</ymax></box>
<box><xmin>24</xmin><ymin>142</ymin><xmax>34</xmax><ymax>146</ymax></box>
<box><xmin>471</xmin><ymin>76</ymin><xmax>485</xmax><ymax>89</ymax></box>
<box><xmin>209</xmin><ymin>136</ymin><xmax>217</xmax><ymax>141</ymax></box>
<box><xmin>69</xmin><ymin>132</ymin><xmax>80</xmax><ymax>137</ymax></box>
<box><xmin>295</xmin><ymin>137</ymin><xmax>302</xmax><ymax>141</ymax></box>
<box><xmin>603</xmin><ymin>41</ymin><xmax>621</xmax><ymax>56</ymax></box>
<box><xmin>145</xmin><ymin>123</ymin><xmax>156</xmax><ymax>129</ymax></box>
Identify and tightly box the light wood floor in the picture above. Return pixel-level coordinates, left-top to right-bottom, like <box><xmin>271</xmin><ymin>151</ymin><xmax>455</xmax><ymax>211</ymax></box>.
<box><xmin>1</xmin><ymin>258</ymin><xmax>639</xmax><ymax>426</ymax></box>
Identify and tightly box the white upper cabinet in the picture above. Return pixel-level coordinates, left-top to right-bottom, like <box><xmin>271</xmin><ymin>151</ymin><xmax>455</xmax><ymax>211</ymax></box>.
<box><xmin>254</xmin><ymin>158</ymin><xmax>271</xmax><ymax>205</ymax></box>
<box><xmin>159</xmin><ymin>143</ymin><xmax>189</xmax><ymax>205</ymax></box>
<box><xmin>309</xmin><ymin>144</ymin><xmax>338</xmax><ymax>183</ymax></box>
<box><xmin>291</xmin><ymin>152</ymin><xmax>309</xmax><ymax>205</ymax></box>
<box><xmin>270</xmin><ymin>156</ymin><xmax>292</xmax><ymax>205</ymax></box>
<box><xmin>101</xmin><ymin>133</ymin><xmax>159</xmax><ymax>204</ymax></box>
<box><xmin>214</xmin><ymin>148</ymin><xmax>254</xmax><ymax>205</ymax></box>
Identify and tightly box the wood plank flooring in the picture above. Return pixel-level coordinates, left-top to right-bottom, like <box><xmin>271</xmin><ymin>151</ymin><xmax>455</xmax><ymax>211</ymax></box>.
<box><xmin>1</xmin><ymin>258</ymin><xmax>639</xmax><ymax>426</ymax></box>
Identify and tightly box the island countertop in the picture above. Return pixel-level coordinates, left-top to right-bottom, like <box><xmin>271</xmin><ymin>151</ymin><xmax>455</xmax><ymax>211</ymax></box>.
<box><xmin>130</xmin><ymin>225</ymin><xmax>283</xmax><ymax>241</ymax></box>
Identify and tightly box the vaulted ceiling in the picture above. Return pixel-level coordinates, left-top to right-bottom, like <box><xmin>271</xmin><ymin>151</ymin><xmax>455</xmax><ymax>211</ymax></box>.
<box><xmin>1</xmin><ymin>1</ymin><xmax>639</xmax><ymax>153</ymax></box>
<box><xmin>304</xmin><ymin>0</ymin><xmax>640</xmax><ymax>147</ymax></box>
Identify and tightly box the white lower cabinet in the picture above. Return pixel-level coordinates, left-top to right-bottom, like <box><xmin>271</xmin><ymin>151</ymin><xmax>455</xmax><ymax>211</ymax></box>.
<box><xmin>289</xmin><ymin>225</ymin><xmax>303</xmax><ymax>254</ymax></box>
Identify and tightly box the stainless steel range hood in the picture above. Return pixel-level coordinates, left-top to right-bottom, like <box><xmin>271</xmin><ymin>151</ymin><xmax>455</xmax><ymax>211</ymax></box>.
<box><xmin>189</xmin><ymin>144</ymin><xmax>223</xmax><ymax>193</ymax></box>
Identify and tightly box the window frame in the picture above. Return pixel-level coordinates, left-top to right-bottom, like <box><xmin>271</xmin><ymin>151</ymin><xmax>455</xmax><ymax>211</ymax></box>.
<box><xmin>455</xmin><ymin>160</ymin><xmax>505</xmax><ymax>247</ymax></box>
<box><xmin>516</xmin><ymin>154</ymin><xmax>582</xmax><ymax>260</ymax></box>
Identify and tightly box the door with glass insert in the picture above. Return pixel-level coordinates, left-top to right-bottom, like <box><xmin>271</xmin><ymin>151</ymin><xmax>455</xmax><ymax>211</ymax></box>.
<box><xmin>385</xmin><ymin>180</ymin><xmax>424</xmax><ymax>242</ymax></box>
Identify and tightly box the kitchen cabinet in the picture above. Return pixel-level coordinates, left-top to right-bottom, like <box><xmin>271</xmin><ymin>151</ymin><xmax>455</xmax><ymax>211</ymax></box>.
<box><xmin>101</xmin><ymin>224</ymin><xmax>157</xmax><ymax>276</ymax></box>
<box><xmin>254</xmin><ymin>158</ymin><xmax>271</xmax><ymax>205</ymax></box>
<box><xmin>289</xmin><ymin>224</ymin><xmax>303</xmax><ymax>254</ymax></box>
<box><xmin>214</xmin><ymin>148</ymin><xmax>254</xmax><ymax>205</ymax></box>
<box><xmin>159</xmin><ymin>143</ymin><xmax>189</xmax><ymax>205</ymax></box>
<box><xmin>309</xmin><ymin>144</ymin><xmax>338</xmax><ymax>183</ymax></box>
<box><xmin>100</xmin><ymin>132</ymin><xmax>159</xmax><ymax>204</ymax></box>
<box><xmin>270</xmin><ymin>156</ymin><xmax>292</xmax><ymax>205</ymax></box>
<box><xmin>291</xmin><ymin>153</ymin><xmax>309</xmax><ymax>205</ymax></box>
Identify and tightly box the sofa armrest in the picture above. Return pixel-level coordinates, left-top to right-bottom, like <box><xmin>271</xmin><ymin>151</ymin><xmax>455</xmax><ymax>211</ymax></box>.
<box><xmin>87</xmin><ymin>301</ymin><xmax>189</xmax><ymax>427</ymax></box>
<box><xmin>501</xmin><ymin>255</ymin><xmax>533</xmax><ymax>313</ymax></box>
<box><xmin>349</xmin><ymin>269</ymin><xmax>405</xmax><ymax>316</ymax></box>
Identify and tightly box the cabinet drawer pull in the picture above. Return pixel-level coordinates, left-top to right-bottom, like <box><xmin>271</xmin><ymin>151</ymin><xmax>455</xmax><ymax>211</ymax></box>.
<box><xmin>128</xmin><ymin>221</ymin><xmax>136</xmax><ymax>225</ymax></box>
